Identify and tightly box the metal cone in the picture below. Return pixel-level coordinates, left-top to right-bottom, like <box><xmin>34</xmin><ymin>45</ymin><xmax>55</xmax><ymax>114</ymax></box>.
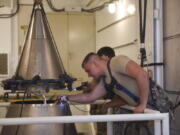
<box><xmin>16</xmin><ymin>2</ymin><xmax>65</xmax><ymax>80</ymax></box>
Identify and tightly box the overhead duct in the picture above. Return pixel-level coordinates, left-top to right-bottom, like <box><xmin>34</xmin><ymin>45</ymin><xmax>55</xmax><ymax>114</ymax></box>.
<box><xmin>2</xmin><ymin>1</ymin><xmax>76</xmax><ymax>91</ymax></box>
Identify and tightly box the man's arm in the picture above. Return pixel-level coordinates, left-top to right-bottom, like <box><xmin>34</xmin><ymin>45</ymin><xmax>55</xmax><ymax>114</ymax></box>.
<box><xmin>125</xmin><ymin>60</ymin><xmax>149</xmax><ymax>113</ymax></box>
<box><xmin>82</xmin><ymin>79</ymin><xmax>99</xmax><ymax>93</ymax></box>
<box><xmin>68</xmin><ymin>82</ymin><xmax>107</xmax><ymax>103</ymax></box>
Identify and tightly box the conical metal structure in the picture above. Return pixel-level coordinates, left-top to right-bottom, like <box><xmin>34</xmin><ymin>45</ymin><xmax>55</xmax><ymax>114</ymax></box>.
<box><xmin>16</xmin><ymin>2</ymin><xmax>65</xmax><ymax>80</ymax></box>
<box><xmin>2</xmin><ymin>1</ymin><xmax>75</xmax><ymax>91</ymax></box>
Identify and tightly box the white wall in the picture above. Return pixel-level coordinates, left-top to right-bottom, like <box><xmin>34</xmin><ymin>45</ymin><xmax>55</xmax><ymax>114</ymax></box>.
<box><xmin>0</xmin><ymin>18</ymin><xmax>11</xmax><ymax>77</ymax></box>
<box><xmin>0</xmin><ymin>18</ymin><xmax>12</xmax><ymax>78</ymax></box>
<box><xmin>0</xmin><ymin>19</ymin><xmax>12</xmax><ymax>52</ymax></box>
<box><xmin>0</xmin><ymin>4</ymin><xmax>19</xmax><ymax>80</ymax></box>
<box><xmin>96</xmin><ymin>0</ymin><xmax>138</xmax><ymax>60</ymax></box>
<box><xmin>95</xmin><ymin>0</ymin><xmax>154</xmax><ymax>65</ymax></box>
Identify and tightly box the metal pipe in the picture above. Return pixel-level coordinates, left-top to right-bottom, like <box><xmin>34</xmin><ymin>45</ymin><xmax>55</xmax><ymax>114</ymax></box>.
<box><xmin>107</xmin><ymin>108</ymin><xmax>113</xmax><ymax>135</ymax></box>
<box><xmin>154</xmin><ymin>120</ymin><xmax>161</xmax><ymax>135</ymax></box>
<box><xmin>86</xmin><ymin>0</ymin><xmax>95</xmax><ymax>7</ymax></box>
<box><xmin>162</xmin><ymin>113</ymin><xmax>169</xmax><ymax>135</ymax></box>
<box><xmin>0</xmin><ymin>113</ymin><xmax>168</xmax><ymax>125</ymax></box>
<box><xmin>153</xmin><ymin>0</ymin><xmax>164</xmax><ymax>88</ymax></box>
<box><xmin>70</xmin><ymin>101</ymin><xmax>160</xmax><ymax>114</ymax></box>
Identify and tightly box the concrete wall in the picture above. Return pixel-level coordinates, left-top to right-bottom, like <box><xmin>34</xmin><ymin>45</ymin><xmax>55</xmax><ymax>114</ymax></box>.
<box><xmin>163</xmin><ymin>0</ymin><xmax>180</xmax><ymax>134</ymax></box>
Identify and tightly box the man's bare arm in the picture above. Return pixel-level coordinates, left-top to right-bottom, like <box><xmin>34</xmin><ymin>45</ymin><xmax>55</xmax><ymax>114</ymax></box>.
<box><xmin>125</xmin><ymin>60</ymin><xmax>149</xmax><ymax>113</ymax></box>
<box><xmin>68</xmin><ymin>82</ymin><xmax>107</xmax><ymax>103</ymax></box>
<box><xmin>101</xmin><ymin>96</ymin><xmax>127</xmax><ymax>113</ymax></box>
<box><xmin>82</xmin><ymin>79</ymin><xmax>99</xmax><ymax>93</ymax></box>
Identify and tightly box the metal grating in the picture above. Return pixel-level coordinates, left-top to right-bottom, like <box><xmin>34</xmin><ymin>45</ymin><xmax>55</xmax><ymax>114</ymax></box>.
<box><xmin>0</xmin><ymin>53</ymin><xmax>8</xmax><ymax>75</ymax></box>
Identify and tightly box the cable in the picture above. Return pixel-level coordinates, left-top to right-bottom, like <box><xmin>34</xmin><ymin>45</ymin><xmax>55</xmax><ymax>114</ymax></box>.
<box><xmin>0</xmin><ymin>0</ymin><xmax>20</xmax><ymax>18</ymax></box>
<box><xmin>82</xmin><ymin>1</ymin><xmax>109</xmax><ymax>13</ymax></box>
<box><xmin>46</xmin><ymin>0</ymin><xmax>115</xmax><ymax>13</ymax></box>
<box><xmin>46</xmin><ymin>0</ymin><xmax>65</xmax><ymax>12</ymax></box>
<box><xmin>138</xmin><ymin>0</ymin><xmax>147</xmax><ymax>67</ymax></box>
<box><xmin>138</xmin><ymin>0</ymin><xmax>164</xmax><ymax>70</ymax></box>
<box><xmin>82</xmin><ymin>0</ymin><xmax>116</xmax><ymax>13</ymax></box>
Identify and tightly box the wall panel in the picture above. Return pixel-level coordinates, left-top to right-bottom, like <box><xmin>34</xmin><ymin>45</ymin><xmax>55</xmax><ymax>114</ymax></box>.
<box><xmin>164</xmin><ymin>0</ymin><xmax>180</xmax><ymax>134</ymax></box>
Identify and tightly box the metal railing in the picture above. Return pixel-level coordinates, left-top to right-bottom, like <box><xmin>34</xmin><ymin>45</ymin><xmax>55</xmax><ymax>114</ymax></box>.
<box><xmin>0</xmin><ymin>101</ymin><xmax>169</xmax><ymax>135</ymax></box>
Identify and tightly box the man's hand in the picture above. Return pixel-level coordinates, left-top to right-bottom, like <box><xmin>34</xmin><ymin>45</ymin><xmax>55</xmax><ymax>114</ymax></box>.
<box><xmin>126</xmin><ymin>61</ymin><xmax>149</xmax><ymax>114</ymax></box>
<box><xmin>55</xmin><ymin>95</ymin><xmax>68</xmax><ymax>104</ymax></box>
<box><xmin>133</xmin><ymin>104</ymin><xmax>145</xmax><ymax>113</ymax></box>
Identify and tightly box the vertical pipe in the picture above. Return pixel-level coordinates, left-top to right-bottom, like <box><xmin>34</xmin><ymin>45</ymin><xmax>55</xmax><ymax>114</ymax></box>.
<box><xmin>107</xmin><ymin>108</ymin><xmax>113</xmax><ymax>135</ymax></box>
<box><xmin>153</xmin><ymin>0</ymin><xmax>164</xmax><ymax>88</ymax></box>
<box><xmin>87</xmin><ymin>105</ymin><xmax>96</xmax><ymax>135</ymax></box>
<box><xmin>154</xmin><ymin>120</ymin><xmax>161</xmax><ymax>135</ymax></box>
<box><xmin>162</xmin><ymin>113</ymin><xmax>169</xmax><ymax>135</ymax></box>
<box><xmin>11</xmin><ymin>14</ymin><xmax>19</xmax><ymax>77</ymax></box>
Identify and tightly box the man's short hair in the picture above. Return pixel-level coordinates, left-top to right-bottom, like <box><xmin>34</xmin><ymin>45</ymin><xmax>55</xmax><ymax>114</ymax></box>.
<box><xmin>97</xmin><ymin>46</ymin><xmax>115</xmax><ymax>58</ymax></box>
<box><xmin>81</xmin><ymin>52</ymin><xmax>99</xmax><ymax>68</ymax></box>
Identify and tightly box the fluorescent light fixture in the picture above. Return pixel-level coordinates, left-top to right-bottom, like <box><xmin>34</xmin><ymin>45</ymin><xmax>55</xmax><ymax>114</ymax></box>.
<box><xmin>117</xmin><ymin>2</ymin><xmax>126</xmax><ymax>18</ymax></box>
<box><xmin>108</xmin><ymin>3</ymin><xmax>116</xmax><ymax>14</ymax></box>
<box><xmin>127</xmin><ymin>4</ymin><xmax>136</xmax><ymax>15</ymax></box>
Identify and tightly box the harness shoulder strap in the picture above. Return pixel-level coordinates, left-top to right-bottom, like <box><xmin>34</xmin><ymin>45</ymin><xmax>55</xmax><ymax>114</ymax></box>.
<box><xmin>106</xmin><ymin>58</ymin><xmax>158</xmax><ymax>108</ymax></box>
<box><xmin>102</xmin><ymin>59</ymin><xmax>116</xmax><ymax>92</ymax></box>
<box><xmin>106</xmin><ymin>58</ymin><xmax>139</xmax><ymax>103</ymax></box>
<box><xmin>107</xmin><ymin>59</ymin><xmax>117</xmax><ymax>86</ymax></box>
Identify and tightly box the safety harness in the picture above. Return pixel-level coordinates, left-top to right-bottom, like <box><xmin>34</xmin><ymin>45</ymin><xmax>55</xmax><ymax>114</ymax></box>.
<box><xmin>102</xmin><ymin>59</ymin><xmax>160</xmax><ymax>109</ymax></box>
<box><xmin>102</xmin><ymin>59</ymin><xmax>139</xmax><ymax>104</ymax></box>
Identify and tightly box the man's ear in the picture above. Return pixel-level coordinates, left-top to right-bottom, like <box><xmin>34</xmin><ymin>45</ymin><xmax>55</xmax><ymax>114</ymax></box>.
<box><xmin>93</xmin><ymin>59</ymin><xmax>100</xmax><ymax>67</ymax></box>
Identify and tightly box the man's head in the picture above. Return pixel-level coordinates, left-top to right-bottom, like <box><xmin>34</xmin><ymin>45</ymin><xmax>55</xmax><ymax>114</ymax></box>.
<box><xmin>82</xmin><ymin>52</ymin><xmax>104</xmax><ymax>79</ymax></box>
<box><xmin>97</xmin><ymin>46</ymin><xmax>115</xmax><ymax>61</ymax></box>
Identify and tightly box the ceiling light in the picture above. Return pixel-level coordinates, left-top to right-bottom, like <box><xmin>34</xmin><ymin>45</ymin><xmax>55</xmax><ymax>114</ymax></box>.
<box><xmin>108</xmin><ymin>3</ymin><xmax>116</xmax><ymax>14</ymax></box>
<box><xmin>127</xmin><ymin>4</ymin><xmax>136</xmax><ymax>15</ymax></box>
<box><xmin>117</xmin><ymin>2</ymin><xmax>126</xmax><ymax>18</ymax></box>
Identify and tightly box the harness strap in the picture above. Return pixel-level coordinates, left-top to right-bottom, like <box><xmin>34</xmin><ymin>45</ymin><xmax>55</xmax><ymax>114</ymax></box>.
<box><xmin>103</xmin><ymin>59</ymin><xmax>139</xmax><ymax>103</ymax></box>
